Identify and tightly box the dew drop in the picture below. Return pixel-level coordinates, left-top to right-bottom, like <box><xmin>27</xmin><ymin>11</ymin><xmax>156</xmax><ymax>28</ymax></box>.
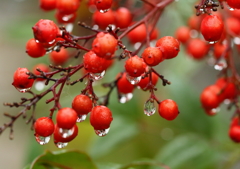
<box><xmin>208</xmin><ymin>41</ymin><xmax>217</xmax><ymax>44</ymax></box>
<box><xmin>94</xmin><ymin>128</ymin><xmax>110</xmax><ymax>137</ymax></box>
<box><xmin>228</xmin><ymin>7</ymin><xmax>234</xmax><ymax>11</ymax></box>
<box><xmin>214</xmin><ymin>59</ymin><xmax>227</xmax><ymax>71</ymax></box>
<box><xmin>55</xmin><ymin>142</ymin><xmax>68</xmax><ymax>148</ymax></box>
<box><xmin>16</xmin><ymin>87</ymin><xmax>31</xmax><ymax>93</ymax></box>
<box><xmin>90</xmin><ymin>70</ymin><xmax>105</xmax><ymax>81</ymax></box>
<box><xmin>76</xmin><ymin>114</ymin><xmax>87</xmax><ymax>122</ymax></box>
<box><xmin>59</xmin><ymin>127</ymin><xmax>74</xmax><ymax>138</ymax></box>
<box><xmin>119</xmin><ymin>93</ymin><xmax>133</xmax><ymax>103</ymax></box>
<box><xmin>35</xmin><ymin>134</ymin><xmax>50</xmax><ymax>145</ymax></box>
<box><xmin>65</xmin><ymin>23</ymin><xmax>74</xmax><ymax>32</ymax></box>
<box><xmin>126</xmin><ymin>74</ymin><xmax>141</xmax><ymax>85</ymax></box>
<box><xmin>134</xmin><ymin>42</ymin><xmax>141</xmax><ymax>50</ymax></box>
<box><xmin>99</xmin><ymin>9</ymin><xmax>109</xmax><ymax>13</ymax></box>
<box><xmin>144</xmin><ymin>100</ymin><xmax>156</xmax><ymax>116</ymax></box>
<box><xmin>35</xmin><ymin>81</ymin><xmax>45</xmax><ymax>91</ymax></box>
<box><xmin>233</xmin><ymin>37</ymin><xmax>240</xmax><ymax>45</ymax></box>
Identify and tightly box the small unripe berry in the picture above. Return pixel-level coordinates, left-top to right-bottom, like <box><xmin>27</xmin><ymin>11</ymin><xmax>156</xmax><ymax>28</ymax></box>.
<box><xmin>158</xmin><ymin>99</ymin><xmax>179</xmax><ymax>121</ymax></box>
<box><xmin>56</xmin><ymin>108</ymin><xmax>78</xmax><ymax>129</ymax></box>
<box><xmin>34</xmin><ymin>117</ymin><xmax>55</xmax><ymax>137</ymax></box>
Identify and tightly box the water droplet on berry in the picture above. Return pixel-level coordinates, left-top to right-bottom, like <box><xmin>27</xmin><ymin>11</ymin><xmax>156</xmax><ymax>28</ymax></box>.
<box><xmin>65</xmin><ymin>23</ymin><xmax>74</xmax><ymax>32</ymax></box>
<box><xmin>90</xmin><ymin>70</ymin><xmax>105</xmax><ymax>81</ymax></box>
<box><xmin>35</xmin><ymin>134</ymin><xmax>50</xmax><ymax>145</ymax></box>
<box><xmin>94</xmin><ymin>127</ymin><xmax>110</xmax><ymax>137</ymax></box>
<box><xmin>35</xmin><ymin>81</ymin><xmax>45</xmax><ymax>91</ymax></box>
<box><xmin>214</xmin><ymin>59</ymin><xmax>227</xmax><ymax>71</ymax></box>
<box><xmin>126</xmin><ymin>74</ymin><xmax>141</xmax><ymax>85</ymax></box>
<box><xmin>228</xmin><ymin>7</ymin><xmax>235</xmax><ymax>11</ymax></box>
<box><xmin>16</xmin><ymin>87</ymin><xmax>31</xmax><ymax>93</ymax></box>
<box><xmin>134</xmin><ymin>42</ymin><xmax>141</xmax><ymax>50</ymax></box>
<box><xmin>144</xmin><ymin>100</ymin><xmax>156</xmax><ymax>116</ymax></box>
<box><xmin>92</xmin><ymin>25</ymin><xmax>99</xmax><ymax>30</ymax></box>
<box><xmin>99</xmin><ymin>9</ymin><xmax>109</xmax><ymax>13</ymax></box>
<box><xmin>76</xmin><ymin>114</ymin><xmax>87</xmax><ymax>122</ymax></box>
<box><xmin>234</xmin><ymin>37</ymin><xmax>240</xmax><ymax>45</ymax></box>
<box><xmin>208</xmin><ymin>41</ymin><xmax>217</xmax><ymax>44</ymax></box>
<box><xmin>55</xmin><ymin>142</ymin><xmax>68</xmax><ymax>148</ymax></box>
<box><xmin>119</xmin><ymin>93</ymin><xmax>133</xmax><ymax>103</ymax></box>
<box><xmin>59</xmin><ymin>128</ymin><xmax>74</xmax><ymax>138</ymax></box>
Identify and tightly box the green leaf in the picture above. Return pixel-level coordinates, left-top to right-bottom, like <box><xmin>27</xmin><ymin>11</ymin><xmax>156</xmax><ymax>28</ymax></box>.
<box><xmin>30</xmin><ymin>150</ymin><xmax>97</xmax><ymax>169</ymax></box>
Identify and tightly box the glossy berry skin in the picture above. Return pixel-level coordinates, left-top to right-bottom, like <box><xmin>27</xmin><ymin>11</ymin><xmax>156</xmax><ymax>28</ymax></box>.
<box><xmin>142</xmin><ymin>47</ymin><xmax>164</xmax><ymax>66</ymax></box>
<box><xmin>175</xmin><ymin>26</ymin><xmax>191</xmax><ymax>44</ymax></box>
<box><xmin>26</xmin><ymin>38</ymin><xmax>46</xmax><ymax>58</ymax></box>
<box><xmin>114</xmin><ymin>7</ymin><xmax>132</xmax><ymax>28</ymax></box>
<box><xmin>201</xmin><ymin>15</ymin><xmax>224</xmax><ymax>42</ymax></box>
<box><xmin>72</xmin><ymin>94</ymin><xmax>93</xmax><ymax>115</ymax></box>
<box><xmin>158</xmin><ymin>99</ymin><xmax>179</xmax><ymax>121</ymax></box>
<box><xmin>49</xmin><ymin>48</ymin><xmax>69</xmax><ymax>65</ymax></box>
<box><xmin>34</xmin><ymin>117</ymin><xmax>54</xmax><ymax>137</ymax></box>
<box><xmin>56</xmin><ymin>108</ymin><xmax>78</xmax><ymax>129</ymax></box>
<box><xmin>83</xmin><ymin>51</ymin><xmax>109</xmax><ymax>73</ymax></box>
<box><xmin>116</xmin><ymin>72</ymin><xmax>134</xmax><ymax>94</ymax></box>
<box><xmin>229</xmin><ymin>125</ymin><xmax>240</xmax><ymax>142</ymax></box>
<box><xmin>125</xmin><ymin>55</ymin><xmax>145</xmax><ymax>77</ymax></box>
<box><xmin>90</xmin><ymin>106</ymin><xmax>113</xmax><ymax>130</ymax></box>
<box><xmin>54</xmin><ymin>124</ymin><xmax>78</xmax><ymax>143</ymax></box>
<box><xmin>156</xmin><ymin>36</ymin><xmax>180</xmax><ymax>59</ymax></box>
<box><xmin>40</xmin><ymin>0</ymin><xmax>56</xmax><ymax>11</ymax></box>
<box><xmin>94</xmin><ymin>0</ymin><xmax>112</xmax><ymax>11</ymax></box>
<box><xmin>127</xmin><ymin>24</ymin><xmax>147</xmax><ymax>44</ymax></box>
<box><xmin>56</xmin><ymin>0</ymin><xmax>80</xmax><ymax>15</ymax></box>
<box><xmin>12</xmin><ymin>68</ymin><xmax>34</xmax><ymax>90</ymax></box>
<box><xmin>187</xmin><ymin>39</ymin><xmax>209</xmax><ymax>60</ymax></box>
<box><xmin>227</xmin><ymin>0</ymin><xmax>240</xmax><ymax>9</ymax></box>
<box><xmin>93</xmin><ymin>10</ymin><xmax>115</xmax><ymax>30</ymax></box>
<box><xmin>32</xmin><ymin>63</ymin><xmax>50</xmax><ymax>81</ymax></box>
<box><xmin>32</xmin><ymin>19</ymin><xmax>59</xmax><ymax>43</ymax></box>
<box><xmin>200</xmin><ymin>85</ymin><xmax>222</xmax><ymax>110</ymax></box>
<box><xmin>92</xmin><ymin>32</ymin><xmax>117</xmax><ymax>59</ymax></box>
<box><xmin>138</xmin><ymin>72</ymin><xmax>158</xmax><ymax>90</ymax></box>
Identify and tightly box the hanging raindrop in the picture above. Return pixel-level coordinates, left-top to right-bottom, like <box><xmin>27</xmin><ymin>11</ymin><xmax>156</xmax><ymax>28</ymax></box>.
<box><xmin>90</xmin><ymin>70</ymin><xmax>105</xmax><ymax>81</ymax></box>
<box><xmin>94</xmin><ymin>128</ymin><xmax>110</xmax><ymax>137</ymax></box>
<box><xmin>35</xmin><ymin>134</ymin><xmax>50</xmax><ymax>145</ymax></box>
<box><xmin>126</xmin><ymin>74</ymin><xmax>141</xmax><ymax>85</ymax></box>
<box><xmin>76</xmin><ymin>114</ymin><xmax>87</xmax><ymax>122</ymax></box>
<box><xmin>144</xmin><ymin>100</ymin><xmax>156</xmax><ymax>116</ymax></box>
<box><xmin>59</xmin><ymin>127</ymin><xmax>74</xmax><ymax>138</ymax></box>
<box><xmin>119</xmin><ymin>93</ymin><xmax>133</xmax><ymax>103</ymax></box>
<box><xmin>16</xmin><ymin>87</ymin><xmax>31</xmax><ymax>93</ymax></box>
<box><xmin>55</xmin><ymin>142</ymin><xmax>68</xmax><ymax>148</ymax></box>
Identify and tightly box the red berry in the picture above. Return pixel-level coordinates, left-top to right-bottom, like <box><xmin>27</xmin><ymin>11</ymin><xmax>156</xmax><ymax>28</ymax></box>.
<box><xmin>137</xmin><ymin>72</ymin><xmax>158</xmax><ymax>90</ymax></box>
<box><xmin>94</xmin><ymin>0</ymin><xmax>112</xmax><ymax>11</ymax></box>
<box><xmin>32</xmin><ymin>19</ymin><xmax>59</xmax><ymax>43</ymax></box>
<box><xmin>175</xmin><ymin>26</ymin><xmax>191</xmax><ymax>44</ymax></box>
<box><xmin>188</xmin><ymin>15</ymin><xmax>201</xmax><ymax>30</ymax></box>
<box><xmin>32</xmin><ymin>63</ymin><xmax>50</xmax><ymax>81</ymax></box>
<box><xmin>158</xmin><ymin>99</ymin><xmax>179</xmax><ymax>121</ymax></box>
<box><xmin>127</xmin><ymin>24</ymin><xmax>147</xmax><ymax>44</ymax></box>
<box><xmin>26</xmin><ymin>38</ymin><xmax>46</xmax><ymax>58</ymax></box>
<box><xmin>156</xmin><ymin>36</ymin><xmax>180</xmax><ymax>59</ymax></box>
<box><xmin>93</xmin><ymin>10</ymin><xmax>115</xmax><ymax>30</ymax></box>
<box><xmin>213</xmin><ymin>42</ymin><xmax>229</xmax><ymax>59</ymax></box>
<box><xmin>49</xmin><ymin>48</ymin><xmax>69</xmax><ymax>65</ymax></box>
<box><xmin>187</xmin><ymin>38</ymin><xmax>209</xmax><ymax>60</ymax></box>
<box><xmin>55</xmin><ymin>11</ymin><xmax>77</xmax><ymax>24</ymax></box>
<box><xmin>39</xmin><ymin>0</ymin><xmax>56</xmax><ymax>11</ymax></box>
<box><xmin>92</xmin><ymin>32</ymin><xmax>117</xmax><ymax>59</ymax></box>
<box><xmin>34</xmin><ymin>117</ymin><xmax>54</xmax><ymax>137</ymax></box>
<box><xmin>56</xmin><ymin>0</ymin><xmax>80</xmax><ymax>15</ymax></box>
<box><xmin>125</xmin><ymin>55</ymin><xmax>145</xmax><ymax>77</ymax></box>
<box><xmin>114</xmin><ymin>7</ymin><xmax>132</xmax><ymax>28</ymax></box>
<box><xmin>83</xmin><ymin>51</ymin><xmax>109</xmax><ymax>73</ymax></box>
<box><xmin>226</xmin><ymin>17</ymin><xmax>240</xmax><ymax>35</ymax></box>
<box><xmin>56</xmin><ymin>108</ymin><xmax>78</xmax><ymax>129</ymax></box>
<box><xmin>72</xmin><ymin>94</ymin><xmax>93</xmax><ymax>115</ymax></box>
<box><xmin>90</xmin><ymin>105</ymin><xmax>113</xmax><ymax>130</ymax></box>
<box><xmin>200</xmin><ymin>15</ymin><xmax>224</xmax><ymax>42</ymax></box>
<box><xmin>54</xmin><ymin>124</ymin><xmax>78</xmax><ymax>143</ymax></box>
<box><xmin>229</xmin><ymin>125</ymin><xmax>240</xmax><ymax>142</ymax></box>
<box><xmin>227</xmin><ymin>0</ymin><xmax>240</xmax><ymax>9</ymax></box>
<box><xmin>215</xmin><ymin>77</ymin><xmax>237</xmax><ymax>100</ymax></box>
<box><xmin>200</xmin><ymin>85</ymin><xmax>222</xmax><ymax>110</ymax></box>
<box><xmin>116</xmin><ymin>72</ymin><xmax>134</xmax><ymax>94</ymax></box>
<box><xmin>142</xmin><ymin>47</ymin><xmax>164</xmax><ymax>66</ymax></box>
<box><xmin>12</xmin><ymin>68</ymin><xmax>35</xmax><ymax>91</ymax></box>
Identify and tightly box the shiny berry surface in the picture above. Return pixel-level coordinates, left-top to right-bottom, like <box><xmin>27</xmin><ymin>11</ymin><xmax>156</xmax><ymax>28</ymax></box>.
<box><xmin>72</xmin><ymin>94</ymin><xmax>93</xmax><ymax>115</ymax></box>
<box><xmin>56</xmin><ymin>108</ymin><xmax>78</xmax><ymax>129</ymax></box>
<box><xmin>158</xmin><ymin>99</ymin><xmax>179</xmax><ymax>121</ymax></box>
<box><xmin>34</xmin><ymin>117</ymin><xmax>54</xmax><ymax>137</ymax></box>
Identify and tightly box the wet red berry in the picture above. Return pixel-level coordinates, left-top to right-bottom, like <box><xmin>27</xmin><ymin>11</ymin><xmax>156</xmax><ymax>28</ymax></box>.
<box><xmin>72</xmin><ymin>94</ymin><xmax>93</xmax><ymax>115</ymax></box>
<box><xmin>12</xmin><ymin>68</ymin><xmax>35</xmax><ymax>91</ymax></box>
<box><xmin>49</xmin><ymin>48</ymin><xmax>69</xmax><ymax>65</ymax></box>
<box><xmin>125</xmin><ymin>55</ymin><xmax>145</xmax><ymax>77</ymax></box>
<box><xmin>142</xmin><ymin>47</ymin><xmax>164</xmax><ymax>66</ymax></box>
<box><xmin>158</xmin><ymin>99</ymin><xmax>179</xmax><ymax>121</ymax></box>
<box><xmin>26</xmin><ymin>38</ymin><xmax>46</xmax><ymax>58</ymax></box>
<box><xmin>34</xmin><ymin>117</ymin><xmax>54</xmax><ymax>137</ymax></box>
<box><xmin>94</xmin><ymin>0</ymin><xmax>112</xmax><ymax>11</ymax></box>
<box><xmin>56</xmin><ymin>108</ymin><xmax>78</xmax><ymax>129</ymax></box>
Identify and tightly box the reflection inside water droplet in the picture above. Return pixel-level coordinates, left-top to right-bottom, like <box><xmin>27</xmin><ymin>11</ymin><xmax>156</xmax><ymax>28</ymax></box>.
<box><xmin>94</xmin><ymin>128</ymin><xmax>110</xmax><ymax>137</ymax></box>
<box><xmin>16</xmin><ymin>87</ymin><xmax>31</xmax><ymax>93</ymax></box>
<box><xmin>119</xmin><ymin>93</ymin><xmax>133</xmax><ymax>103</ymax></box>
<box><xmin>126</xmin><ymin>74</ymin><xmax>141</xmax><ymax>85</ymax></box>
<box><xmin>90</xmin><ymin>70</ymin><xmax>105</xmax><ymax>81</ymax></box>
<box><xmin>59</xmin><ymin>128</ymin><xmax>74</xmax><ymax>138</ymax></box>
<box><xmin>55</xmin><ymin>142</ymin><xmax>68</xmax><ymax>148</ymax></box>
<box><xmin>35</xmin><ymin>134</ymin><xmax>50</xmax><ymax>145</ymax></box>
<box><xmin>144</xmin><ymin>100</ymin><xmax>156</xmax><ymax>116</ymax></box>
<box><xmin>76</xmin><ymin>114</ymin><xmax>87</xmax><ymax>122</ymax></box>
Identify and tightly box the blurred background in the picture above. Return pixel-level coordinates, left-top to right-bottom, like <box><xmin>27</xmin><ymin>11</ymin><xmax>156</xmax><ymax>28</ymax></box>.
<box><xmin>0</xmin><ymin>0</ymin><xmax>239</xmax><ymax>168</ymax></box>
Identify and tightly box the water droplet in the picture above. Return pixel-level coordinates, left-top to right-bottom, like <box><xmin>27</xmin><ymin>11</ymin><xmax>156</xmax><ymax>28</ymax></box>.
<box><xmin>144</xmin><ymin>100</ymin><xmax>156</xmax><ymax>116</ymax></box>
<box><xmin>228</xmin><ymin>7</ymin><xmax>234</xmax><ymax>11</ymax></box>
<box><xmin>209</xmin><ymin>41</ymin><xmax>217</xmax><ymax>44</ymax></box>
<box><xmin>77</xmin><ymin>114</ymin><xmax>87</xmax><ymax>122</ymax></box>
<box><xmin>55</xmin><ymin>142</ymin><xmax>68</xmax><ymax>148</ymax></box>
<box><xmin>90</xmin><ymin>70</ymin><xmax>105</xmax><ymax>81</ymax></box>
<box><xmin>35</xmin><ymin>134</ymin><xmax>50</xmax><ymax>145</ymax></box>
<box><xmin>99</xmin><ymin>9</ymin><xmax>109</xmax><ymax>13</ymax></box>
<box><xmin>94</xmin><ymin>128</ymin><xmax>110</xmax><ymax>137</ymax></box>
<box><xmin>119</xmin><ymin>93</ymin><xmax>133</xmax><ymax>103</ymax></box>
<box><xmin>214</xmin><ymin>59</ymin><xmax>227</xmax><ymax>71</ymax></box>
<box><xmin>134</xmin><ymin>42</ymin><xmax>141</xmax><ymax>50</ymax></box>
<box><xmin>16</xmin><ymin>87</ymin><xmax>31</xmax><ymax>93</ymax></box>
<box><xmin>62</xmin><ymin>14</ymin><xmax>74</xmax><ymax>22</ymax></box>
<box><xmin>35</xmin><ymin>81</ymin><xmax>45</xmax><ymax>91</ymax></box>
<box><xmin>234</xmin><ymin>37</ymin><xmax>240</xmax><ymax>45</ymax></box>
<box><xmin>92</xmin><ymin>25</ymin><xmax>99</xmax><ymax>30</ymax></box>
<box><xmin>65</xmin><ymin>23</ymin><xmax>74</xmax><ymax>32</ymax></box>
<box><xmin>59</xmin><ymin>128</ymin><xmax>74</xmax><ymax>138</ymax></box>
<box><xmin>126</xmin><ymin>74</ymin><xmax>141</xmax><ymax>85</ymax></box>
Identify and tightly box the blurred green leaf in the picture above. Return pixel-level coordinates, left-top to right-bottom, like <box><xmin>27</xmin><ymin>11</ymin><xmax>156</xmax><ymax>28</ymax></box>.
<box><xmin>30</xmin><ymin>150</ymin><xmax>97</xmax><ymax>169</ymax></box>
